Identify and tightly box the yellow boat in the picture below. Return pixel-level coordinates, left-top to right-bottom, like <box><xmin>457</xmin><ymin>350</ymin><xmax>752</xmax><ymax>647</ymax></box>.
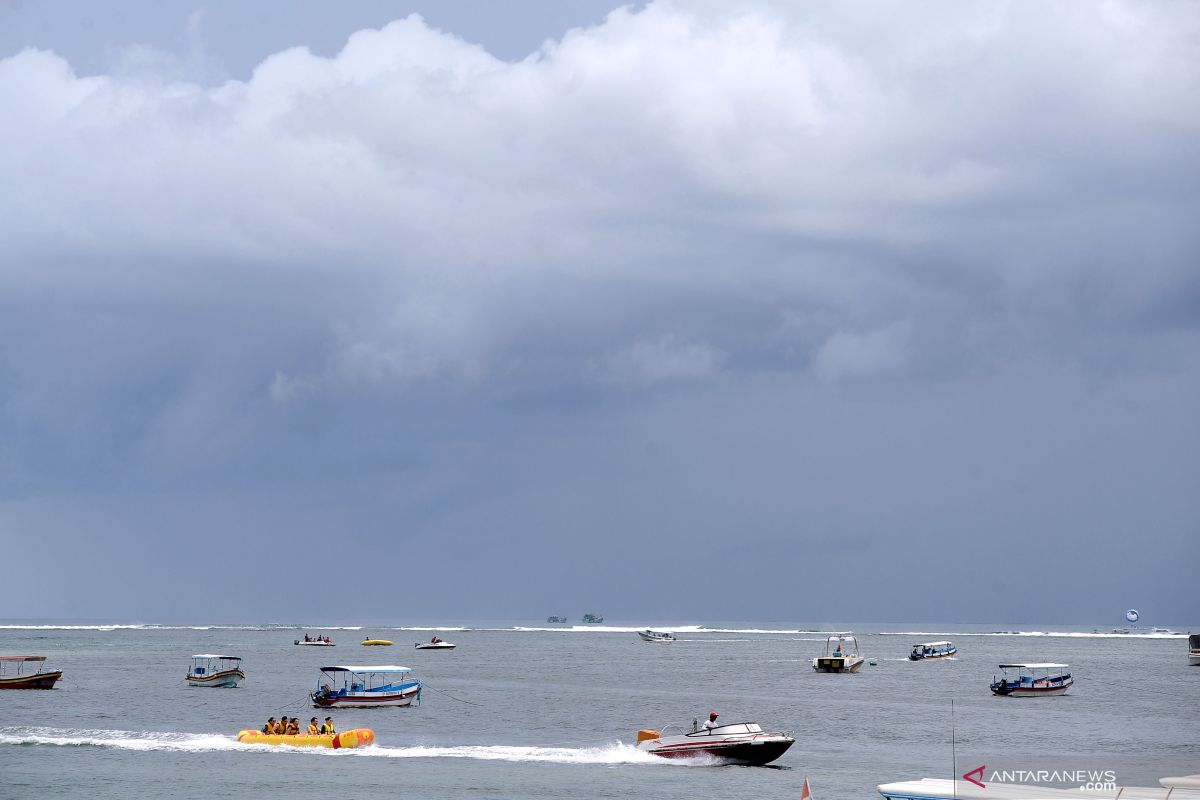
<box><xmin>361</xmin><ymin>638</ymin><xmax>393</xmax><ymax>646</ymax></box>
<box><xmin>236</xmin><ymin>728</ymin><xmax>375</xmax><ymax>749</ymax></box>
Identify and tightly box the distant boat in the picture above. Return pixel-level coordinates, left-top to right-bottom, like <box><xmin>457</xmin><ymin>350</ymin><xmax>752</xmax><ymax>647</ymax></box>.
<box><xmin>909</xmin><ymin>641</ymin><xmax>956</xmax><ymax>661</ymax></box>
<box><xmin>186</xmin><ymin>654</ymin><xmax>244</xmax><ymax>687</ymax></box>
<box><xmin>546</xmin><ymin>616</ymin><xmax>568</xmax><ymax>624</ymax></box>
<box><xmin>311</xmin><ymin>665</ymin><xmax>421</xmax><ymax>708</ymax></box>
<box><xmin>582</xmin><ymin>613</ymin><xmax>604</xmax><ymax>624</ymax></box>
<box><xmin>295</xmin><ymin>634</ymin><xmax>335</xmax><ymax>646</ymax></box>
<box><xmin>1189</xmin><ymin>633</ymin><xmax>1200</xmax><ymax>666</ymax></box>
<box><xmin>638</xmin><ymin>629</ymin><xmax>675</xmax><ymax>643</ymax></box>
<box><xmin>990</xmin><ymin>663</ymin><xmax>1072</xmax><ymax>696</ymax></box>
<box><xmin>414</xmin><ymin>635</ymin><xmax>456</xmax><ymax>650</ymax></box>
<box><xmin>0</xmin><ymin>656</ymin><xmax>62</xmax><ymax>689</ymax></box>
<box><xmin>812</xmin><ymin>633</ymin><xmax>865</xmax><ymax>673</ymax></box>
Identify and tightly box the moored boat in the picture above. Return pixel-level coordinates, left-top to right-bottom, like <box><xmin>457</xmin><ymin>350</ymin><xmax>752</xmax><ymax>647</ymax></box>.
<box><xmin>635</xmin><ymin>721</ymin><xmax>794</xmax><ymax>765</ymax></box>
<box><xmin>186</xmin><ymin>654</ymin><xmax>244</xmax><ymax>687</ymax></box>
<box><xmin>236</xmin><ymin>728</ymin><xmax>375</xmax><ymax>749</ymax></box>
<box><xmin>311</xmin><ymin>665</ymin><xmax>421</xmax><ymax>708</ymax></box>
<box><xmin>582</xmin><ymin>613</ymin><xmax>604</xmax><ymax>624</ymax></box>
<box><xmin>637</xmin><ymin>629</ymin><xmax>675</xmax><ymax>643</ymax></box>
<box><xmin>813</xmin><ymin>633</ymin><xmax>865</xmax><ymax>673</ymax></box>
<box><xmin>990</xmin><ymin>663</ymin><xmax>1072</xmax><ymax>696</ymax></box>
<box><xmin>909</xmin><ymin>641</ymin><xmax>956</xmax><ymax>660</ymax></box>
<box><xmin>546</xmin><ymin>616</ymin><xmax>568</xmax><ymax>624</ymax></box>
<box><xmin>0</xmin><ymin>656</ymin><xmax>63</xmax><ymax>689</ymax></box>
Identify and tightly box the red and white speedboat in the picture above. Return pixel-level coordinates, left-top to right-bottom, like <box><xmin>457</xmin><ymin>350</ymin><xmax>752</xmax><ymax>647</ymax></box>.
<box><xmin>635</xmin><ymin>722</ymin><xmax>794</xmax><ymax>765</ymax></box>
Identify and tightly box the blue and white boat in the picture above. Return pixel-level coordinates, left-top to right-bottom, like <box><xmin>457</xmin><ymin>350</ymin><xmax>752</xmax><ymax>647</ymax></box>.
<box><xmin>310</xmin><ymin>665</ymin><xmax>421</xmax><ymax>708</ymax></box>
<box><xmin>990</xmin><ymin>663</ymin><xmax>1072</xmax><ymax>696</ymax></box>
<box><xmin>909</xmin><ymin>641</ymin><xmax>956</xmax><ymax>660</ymax></box>
<box><xmin>186</xmin><ymin>654</ymin><xmax>244</xmax><ymax>687</ymax></box>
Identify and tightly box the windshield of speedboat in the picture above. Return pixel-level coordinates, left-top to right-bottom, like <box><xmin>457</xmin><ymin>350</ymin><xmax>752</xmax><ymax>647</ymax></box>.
<box><xmin>689</xmin><ymin>723</ymin><xmax>762</xmax><ymax>736</ymax></box>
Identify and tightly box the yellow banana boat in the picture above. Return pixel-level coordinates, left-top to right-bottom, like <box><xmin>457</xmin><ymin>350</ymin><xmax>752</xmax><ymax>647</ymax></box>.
<box><xmin>361</xmin><ymin>638</ymin><xmax>393</xmax><ymax>646</ymax></box>
<box><xmin>236</xmin><ymin>728</ymin><xmax>375</xmax><ymax>749</ymax></box>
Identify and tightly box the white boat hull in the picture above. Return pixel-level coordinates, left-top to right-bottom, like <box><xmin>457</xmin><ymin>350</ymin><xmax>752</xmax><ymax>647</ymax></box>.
<box><xmin>186</xmin><ymin>669</ymin><xmax>245</xmax><ymax>688</ymax></box>
<box><xmin>414</xmin><ymin>642</ymin><xmax>456</xmax><ymax>650</ymax></box>
<box><xmin>312</xmin><ymin>683</ymin><xmax>421</xmax><ymax>708</ymax></box>
<box><xmin>1188</xmin><ymin>653</ymin><xmax>1200</xmax><ymax>666</ymax></box>
<box><xmin>813</xmin><ymin>656</ymin><xmax>864</xmax><ymax>673</ymax></box>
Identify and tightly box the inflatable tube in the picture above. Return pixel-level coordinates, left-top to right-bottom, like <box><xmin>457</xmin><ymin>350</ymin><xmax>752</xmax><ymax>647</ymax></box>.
<box><xmin>361</xmin><ymin>639</ymin><xmax>393</xmax><ymax>646</ymax></box>
<box><xmin>236</xmin><ymin>728</ymin><xmax>375</xmax><ymax>749</ymax></box>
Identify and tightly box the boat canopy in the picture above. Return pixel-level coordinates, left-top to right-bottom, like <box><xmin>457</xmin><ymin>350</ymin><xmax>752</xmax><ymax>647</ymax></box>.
<box><xmin>917</xmin><ymin>641</ymin><xmax>953</xmax><ymax>647</ymax></box>
<box><xmin>191</xmin><ymin>654</ymin><xmax>241</xmax><ymax>661</ymax></box>
<box><xmin>320</xmin><ymin>665</ymin><xmax>411</xmax><ymax>673</ymax></box>
<box><xmin>998</xmin><ymin>663</ymin><xmax>1068</xmax><ymax>669</ymax></box>
<box><xmin>0</xmin><ymin>656</ymin><xmax>47</xmax><ymax>662</ymax></box>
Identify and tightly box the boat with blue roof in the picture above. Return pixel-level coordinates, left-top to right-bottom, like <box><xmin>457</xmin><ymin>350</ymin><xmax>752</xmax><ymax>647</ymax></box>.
<box><xmin>311</xmin><ymin>665</ymin><xmax>421</xmax><ymax>708</ymax></box>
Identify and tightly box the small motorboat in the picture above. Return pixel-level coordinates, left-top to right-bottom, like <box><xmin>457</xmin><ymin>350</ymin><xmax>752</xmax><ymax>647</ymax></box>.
<box><xmin>415</xmin><ymin>636</ymin><xmax>456</xmax><ymax>650</ymax></box>
<box><xmin>311</xmin><ymin>665</ymin><xmax>421</xmax><ymax>708</ymax></box>
<box><xmin>295</xmin><ymin>635</ymin><xmax>335</xmax><ymax>646</ymax></box>
<box><xmin>361</xmin><ymin>638</ymin><xmax>393</xmax><ymax>646</ymax></box>
<box><xmin>909</xmin><ymin>641</ymin><xmax>956</xmax><ymax>660</ymax></box>
<box><xmin>0</xmin><ymin>656</ymin><xmax>63</xmax><ymax>689</ymax></box>
<box><xmin>186</xmin><ymin>654</ymin><xmax>245</xmax><ymax>687</ymax></box>
<box><xmin>990</xmin><ymin>663</ymin><xmax>1073</xmax><ymax>696</ymax></box>
<box><xmin>637</xmin><ymin>629</ymin><xmax>675</xmax><ymax>643</ymax></box>
<box><xmin>236</xmin><ymin>728</ymin><xmax>375</xmax><ymax>749</ymax></box>
<box><xmin>812</xmin><ymin>633</ymin><xmax>865</xmax><ymax>673</ymax></box>
<box><xmin>635</xmin><ymin>721</ymin><xmax>794</xmax><ymax>765</ymax></box>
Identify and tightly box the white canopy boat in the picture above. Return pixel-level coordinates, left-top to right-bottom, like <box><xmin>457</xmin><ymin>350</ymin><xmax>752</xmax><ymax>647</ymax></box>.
<box><xmin>878</xmin><ymin>777</ymin><xmax>1200</xmax><ymax>800</ymax></box>
<box><xmin>186</xmin><ymin>654</ymin><xmax>244</xmax><ymax>687</ymax></box>
<box><xmin>1189</xmin><ymin>633</ymin><xmax>1200</xmax><ymax>666</ymax></box>
<box><xmin>990</xmin><ymin>663</ymin><xmax>1072</xmax><ymax>696</ymax></box>
<box><xmin>637</xmin><ymin>629</ymin><xmax>675</xmax><ymax>643</ymax></box>
<box><xmin>311</xmin><ymin>665</ymin><xmax>421</xmax><ymax>708</ymax></box>
<box><xmin>813</xmin><ymin>633</ymin><xmax>865</xmax><ymax>673</ymax></box>
<box><xmin>635</xmin><ymin>721</ymin><xmax>794</xmax><ymax>765</ymax></box>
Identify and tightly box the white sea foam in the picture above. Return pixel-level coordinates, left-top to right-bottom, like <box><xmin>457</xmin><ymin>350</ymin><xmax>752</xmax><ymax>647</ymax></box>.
<box><xmin>0</xmin><ymin>727</ymin><xmax>700</xmax><ymax>766</ymax></box>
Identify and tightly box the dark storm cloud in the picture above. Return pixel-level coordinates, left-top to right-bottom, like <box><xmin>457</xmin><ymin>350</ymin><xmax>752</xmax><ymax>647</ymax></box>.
<box><xmin>0</xmin><ymin>2</ymin><xmax>1197</xmax><ymax>622</ymax></box>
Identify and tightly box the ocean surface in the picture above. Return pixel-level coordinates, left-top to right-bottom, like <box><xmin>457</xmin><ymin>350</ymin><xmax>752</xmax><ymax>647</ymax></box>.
<box><xmin>1</xmin><ymin>621</ymin><xmax>1196</xmax><ymax>799</ymax></box>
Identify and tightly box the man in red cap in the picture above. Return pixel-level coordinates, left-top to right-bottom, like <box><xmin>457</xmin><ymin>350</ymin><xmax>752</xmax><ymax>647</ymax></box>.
<box><xmin>702</xmin><ymin>711</ymin><xmax>719</xmax><ymax>731</ymax></box>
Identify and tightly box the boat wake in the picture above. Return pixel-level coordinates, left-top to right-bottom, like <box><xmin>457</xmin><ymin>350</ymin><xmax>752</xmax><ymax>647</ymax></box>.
<box><xmin>0</xmin><ymin>727</ymin><xmax>700</xmax><ymax>766</ymax></box>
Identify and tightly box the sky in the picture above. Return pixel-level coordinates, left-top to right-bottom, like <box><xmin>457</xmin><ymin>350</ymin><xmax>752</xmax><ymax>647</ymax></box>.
<box><xmin>1</xmin><ymin>1</ymin><xmax>1197</xmax><ymax>625</ymax></box>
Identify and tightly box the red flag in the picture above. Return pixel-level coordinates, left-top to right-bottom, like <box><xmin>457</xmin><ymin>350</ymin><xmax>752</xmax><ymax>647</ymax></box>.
<box><xmin>801</xmin><ymin>776</ymin><xmax>812</xmax><ymax>800</ymax></box>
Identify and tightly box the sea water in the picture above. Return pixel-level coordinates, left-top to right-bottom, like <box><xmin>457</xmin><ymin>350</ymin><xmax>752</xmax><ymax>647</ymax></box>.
<box><xmin>0</xmin><ymin>621</ymin><xmax>1195</xmax><ymax>799</ymax></box>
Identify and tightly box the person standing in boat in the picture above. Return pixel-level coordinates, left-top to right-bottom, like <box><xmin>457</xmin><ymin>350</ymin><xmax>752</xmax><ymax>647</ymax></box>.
<box><xmin>703</xmin><ymin>712</ymin><xmax>719</xmax><ymax>731</ymax></box>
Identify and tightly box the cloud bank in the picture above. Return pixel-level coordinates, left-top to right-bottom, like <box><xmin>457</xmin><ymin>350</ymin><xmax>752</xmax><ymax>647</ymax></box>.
<box><xmin>1</xmin><ymin>2</ymin><xmax>1197</xmax><ymax>620</ymax></box>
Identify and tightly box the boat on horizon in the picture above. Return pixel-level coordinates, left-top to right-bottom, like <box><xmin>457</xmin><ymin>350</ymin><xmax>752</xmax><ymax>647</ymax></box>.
<box><xmin>813</xmin><ymin>633</ymin><xmax>865</xmax><ymax>673</ymax></box>
<box><xmin>311</xmin><ymin>665</ymin><xmax>421</xmax><ymax>708</ymax></box>
<box><xmin>0</xmin><ymin>655</ymin><xmax>63</xmax><ymax>689</ymax></box>
<box><xmin>546</xmin><ymin>616</ymin><xmax>568</xmax><ymax>624</ymax></box>
<box><xmin>582</xmin><ymin>613</ymin><xmax>604</xmax><ymax>624</ymax></box>
<box><xmin>990</xmin><ymin>662</ymin><xmax>1072</xmax><ymax>696</ymax></box>
<box><xmin>186</xmin><ymin>654</ymin><xmax>244</xmax><ymax>687</ymax></box>
<box><xmin>909</xmin><ymin>641</ymin><xmax>956</xmax><ymax>660</ymax></box>
<box><xmin>637</xmin><ymin>629</ymin><xmax>675</xmax><ymax>643</ymax></box>
<box><xmin>634</xmin><ymin>721</ymin><xmax>794</xmax><ymax>765</ymax></box>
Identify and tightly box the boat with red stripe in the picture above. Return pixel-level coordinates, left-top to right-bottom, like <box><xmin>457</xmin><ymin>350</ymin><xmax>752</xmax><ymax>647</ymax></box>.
<box><xmin>635</xmin><ymin>719</ymin><xmax>794</xmax><ymax>765</ymax></box>
<box><xmin>310</xmin><ymin>665</ymin><xmax>421</xmax><ymax>708</ymax></box>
